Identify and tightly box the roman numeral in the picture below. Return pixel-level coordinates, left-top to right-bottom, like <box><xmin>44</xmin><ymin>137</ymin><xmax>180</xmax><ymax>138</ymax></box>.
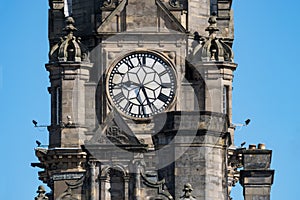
<box><xmin>161</xmin><ymin>82</ymin><xmax>172</xmax><ymax>88</ymax></box>
<box><xmin>159</xmin><ymin>70</ymin><xmax>168</xmax><ymax>76</ymax></box>
<box><xmin>138</xmin><ymin>105</ymin><xmax>146</xmax><ymax>116</ymax></box>
<box><xmin>114</xmin><ymin>92</ymin><xmax>125</xmax><ymax>103</ymax></box>
<box><xmin>148</xmin><ymin>104</ymin><xmax>158</xmax><ymax>113</ymax></box>
<box><xmin>137</xmin><ymin>55</ymin><xmax>146</xmax><ymax>65</ymax></box>
<box><xmin>123</xmin><ymin>102</ymin><xmax>133</xmax><ymax>112</ymax></box>
<box><xmin>111</xmin><ymin>83</ymin><xmax>121</xmax><ymax>89</ymax></box>
<box><xmin>123</xmin><ymin>58</ymin><xmax>135</xmax><ymax>69</ymax></box>
<box><xmin>151</xmin><ymin>58</ymin><xmax>158</xmax><ymax>68</ymax></box>
<box><xmin>158</xmin><ymin>93</ymin><xmax>169</xmax><ymax>102</ymax></box>
<box><xmin>115</xmin><ymin>70</ymin><xmax>125</xmax><ymax>76</ymax></box>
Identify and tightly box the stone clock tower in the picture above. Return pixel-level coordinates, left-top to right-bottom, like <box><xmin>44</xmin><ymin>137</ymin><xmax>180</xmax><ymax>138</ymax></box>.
<box><xmin>32</xmin><ymin>0</ymin><xmax>275</xmax><ymax>200</ymax></box>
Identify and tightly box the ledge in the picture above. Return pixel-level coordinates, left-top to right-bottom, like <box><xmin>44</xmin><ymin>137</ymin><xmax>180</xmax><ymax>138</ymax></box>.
<box><xmin>153</xmin><ymin>111</ymin><xmax>229</xmax><ymax>133</ymax></box>
<box><xmin>240</xmin><ymin>170</ymin><xmax>275</xmax><ymax>186</ymax></box>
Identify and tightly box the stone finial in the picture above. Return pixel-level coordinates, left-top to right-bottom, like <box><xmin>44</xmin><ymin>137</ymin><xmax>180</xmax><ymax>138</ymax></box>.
<box><xmin>63</xmin><ymin>17</ymin><xmax>78</xmax><ymax>36</ymax></box>
<box><xmin>180</xmin><ymin>183</ymin><xmax>196</xmax><ymax>200</ymax></box>
<box><xmin>35</xmin><ymin>185</ymin><xmax>48</xmax><ymax>200</ymax></box>
<box><xmin>205</xmin><ymin>15</ymin><xmax>219</xmax><ymax>38</ymax></box>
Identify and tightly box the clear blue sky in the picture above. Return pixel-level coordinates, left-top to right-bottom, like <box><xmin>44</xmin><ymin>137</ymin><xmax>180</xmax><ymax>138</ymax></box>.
<box><xmin>0</xmin><ymin>0</ymin><xmax>298</xmax><ymax>199</ymax></box>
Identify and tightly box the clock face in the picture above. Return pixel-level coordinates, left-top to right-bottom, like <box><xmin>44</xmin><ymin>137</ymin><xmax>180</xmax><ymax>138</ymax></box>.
<box><xmin>107</xmin><ymin>52</ymin><xmax>176</xmax><ymax>119</ymax></box>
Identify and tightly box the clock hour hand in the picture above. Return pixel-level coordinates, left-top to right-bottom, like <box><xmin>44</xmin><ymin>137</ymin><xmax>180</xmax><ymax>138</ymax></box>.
<box><xmin>113</xmin><ymin>81</ymin><xmax>136</xmax><ymax>89</ymax></box>
<box><xmin>123</xmin><ymin>80</ymin><xmax>140</xmax><ymax>89</ymax></box>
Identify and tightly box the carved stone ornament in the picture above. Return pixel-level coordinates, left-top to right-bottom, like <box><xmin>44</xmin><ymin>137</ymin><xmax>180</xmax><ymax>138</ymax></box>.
<box><xmin>141</xmin><ymin>173</ymin><xmax>174</xmax><ymax>200</ymax></box>
<box><xmin>106</xmin><ymin>125</ymin><xmax>143</xmax><ymax>145</ymax></box>
<box><xmin>49</xmin><ymin>17</ymin><xmax>89</xmax><ymax>63</ymax></box>
<box><xmin>88</xmin><ymin>109</ymin><xmax>137</xmax><ymax>145</ymax></box>
<box><xmin>169</xmin><ymin>0</ymin><xmax>182</xmax><ymax>8</ymax></box>
<box><xmin>192</xmin><ymin>15</ymin><xmax>234</xmax><ymax>62</ymax></box>
<box><xmin>179</xmin><ymin>183</ymin><xmax>196</xmax><ymax>200</ymax></box>
<box><xmin>101</xmin><ymin>0</ymin><xmax>122</xmax><ymax>9</ymax></box>
<box><xmin>102</xmin><ymin>0</ymin><xmax>113</xmax><ymax>7</ymax></box>
<box><xmin>34</xmin><ymin>185</ymin><xmax>49</xmax><ymax>200</ymax></box>
<box><xmin>56</xmin><ymin>176</ymin><xmax>84</xmax><ymax>200</ymax></box>
<box><xmin>56</xmin><ymin>188</ymin><xmax>79</xmax><ymax>200</ymax></box>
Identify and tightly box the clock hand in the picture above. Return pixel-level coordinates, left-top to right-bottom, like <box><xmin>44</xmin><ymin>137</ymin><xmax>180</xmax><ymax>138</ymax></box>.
<box><xmin>135</xmin><ymin>88</ymin><xmax>143</xmax><ymax>104</ymax></box>
<box><xmin>123</xmin><ymin>80</ymin><xmax>140</xmax><ymax>88</ymax></box>
<box><xmin>136</xmin><ymin>88</ymin><xmax>147</xmax><ymax>115</ymax></box>
<box><xmin>141</xmin><ymin>87</ymin><xmax>154</xmax><ymax>113</ymax></box>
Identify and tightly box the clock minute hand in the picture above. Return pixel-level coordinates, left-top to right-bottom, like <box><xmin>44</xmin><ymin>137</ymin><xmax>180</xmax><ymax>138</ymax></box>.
<box><xmin>141</xmin><ymin>87</ymin><xmax>154</xmax><ymax>112</ymax></box>
<box><xmin>135</xmin><ymin>88</ymin><xmax>147</xmax><ymax>115</ymax></box>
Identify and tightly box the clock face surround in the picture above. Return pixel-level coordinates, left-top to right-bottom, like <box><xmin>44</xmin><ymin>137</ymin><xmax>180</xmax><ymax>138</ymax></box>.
<box><xmin>107</xmin><ymin>51</ymin><xmax>176</xmax><ymax>119</ymax></box>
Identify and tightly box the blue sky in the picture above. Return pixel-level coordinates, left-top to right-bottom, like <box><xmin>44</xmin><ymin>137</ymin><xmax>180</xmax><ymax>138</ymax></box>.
<box><xmin>0</xmin><ymin>0</ymin><xmax>298</xmax><ymax>199</ymax></box>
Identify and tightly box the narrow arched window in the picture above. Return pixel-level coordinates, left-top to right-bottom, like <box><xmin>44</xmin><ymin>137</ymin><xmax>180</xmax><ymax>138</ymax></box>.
<box><xmin>56</xmin><ymin>87</ymin><xmax>61</xmax><ymax>125</ymax></box>
<box><xmin>109</xmin><ymin>169</ymin><xmax>125</xmax><ymax>200</ymax></box>
<box><xmin>67</xmin><ymin>42</ymin><xmax>75</xmax><ymax>61</ymax></box>
<box><xmin>223</xmin><ymin>85</ymin><xmax>229</xmax><ymax>114</ymax></box>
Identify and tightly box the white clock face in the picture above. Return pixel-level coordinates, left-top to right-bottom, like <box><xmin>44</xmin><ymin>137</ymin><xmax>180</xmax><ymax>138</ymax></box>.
<box><xmin>107</xmin><ymin>52</ymin><xmax>176</xmax><ymax>119</ymax></box>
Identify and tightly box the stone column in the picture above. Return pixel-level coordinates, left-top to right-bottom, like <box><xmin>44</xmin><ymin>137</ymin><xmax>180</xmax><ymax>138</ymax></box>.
<box><xmin>124</xmin><ymin>176</ymin><xmax>129</xmax><ymax>200</ymax></box>
<box><xmin>132</xmin><ymin>157</ymin><xmax>144</xmax><ymax>200</ymax></box>
<box><xmin>89</xmin><ymin>162</ymin><xmax>97</xmax><ymax>200</ymax></box>
<box><xmin>99</xmin><ymin>176</ymin><xmax>110</xmax><ymax>200</ymax></box>
<box><xmin>239</xmin><ymin>144</ymin><xmax>275</xmax><ymax>200</ymax></box>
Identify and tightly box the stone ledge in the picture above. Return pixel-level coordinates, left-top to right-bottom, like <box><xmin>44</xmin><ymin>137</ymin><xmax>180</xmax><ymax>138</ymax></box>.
<box><xmin>154</xmin><ymin>111</ymin><xmax>229</xmax><ymax>133</ymax></box>
<box><xmin>240</xmin><ymin>170</ymin><xmax>275</xmax><ymax>186</ymax></box>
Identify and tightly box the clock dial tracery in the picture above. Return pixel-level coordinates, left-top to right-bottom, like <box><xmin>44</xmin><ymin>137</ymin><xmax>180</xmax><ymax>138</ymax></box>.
<box><xmin>107</xmin><ymin>52</ymin><xmax>176</xmax><ymax>119</ymax></box>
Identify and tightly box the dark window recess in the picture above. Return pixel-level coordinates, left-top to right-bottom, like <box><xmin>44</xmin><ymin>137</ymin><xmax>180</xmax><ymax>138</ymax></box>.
<box><xmin>210</xmin><ymin>0</ymin><xmax>218</xmax><ymax>16</ymax></box>
<box><xmin>67</xmin><ymin>42</ymin><xmax>75</xmax><ymax>61</ymax></box>
<box><xmin>223</xmin><ymin>85</ymin><xmax>229</xmax><ymax>114</ymax></box>
<box><xmin>56</xmin><ymin>87</ymin><xmax>61</xmax><ymax>125</ymax></box>
<box><xmin>109</xmin><ymin>169</ymin><xmax>125</xmax><ymax>200</ymax></box>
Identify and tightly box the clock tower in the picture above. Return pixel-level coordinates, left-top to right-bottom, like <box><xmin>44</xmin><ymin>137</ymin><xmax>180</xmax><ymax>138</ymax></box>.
<box><xmin>33</xmin><ymin>0</ymin><xmax>275</xmax><ymax>200</ymax></box>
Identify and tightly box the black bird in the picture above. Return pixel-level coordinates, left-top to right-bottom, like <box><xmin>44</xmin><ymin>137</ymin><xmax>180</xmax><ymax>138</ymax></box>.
<box><xmin>241</xmin><ymin>141</ymin><xmax>246</xmax><ymax>147</ymax></box>
<box><xmin>36</xmin><ymin>140</ymin><xmax>41</xmax><ymax>147</ymax></box>
<box><xmin>245</xmin><ymin>119</ymin><xmax>251</xmax><ymax>126</ymax></box>
<box><xmin>32</xmin><ymin>120</ymin><xmax>38</xmax><ymax>127</ymax></box>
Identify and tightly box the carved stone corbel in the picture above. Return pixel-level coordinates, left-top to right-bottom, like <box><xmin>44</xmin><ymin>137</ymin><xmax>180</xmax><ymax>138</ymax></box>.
<box><xmin>141</xmin><ymin>173</ymin><xmax>173</xmax><ymax>200</ymax></box>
